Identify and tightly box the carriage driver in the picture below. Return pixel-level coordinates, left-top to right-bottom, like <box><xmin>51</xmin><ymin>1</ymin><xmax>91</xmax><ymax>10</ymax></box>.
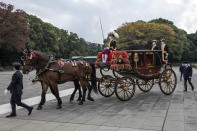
<box><xmin>107</xmin><ymin>32</ymin><xmax>117</xmax><ymax>51</ymax></box>
<box><xmin>102</xmin><ymin>32</ymin><xmax>117</xmax><ymax>63</ymax></box>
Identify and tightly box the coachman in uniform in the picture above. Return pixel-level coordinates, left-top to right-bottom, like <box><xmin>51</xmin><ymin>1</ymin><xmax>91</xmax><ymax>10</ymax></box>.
<box><xmin>107</xmin><ymin>32</ymin><xmax>117</xmax><ymax>51</ymax></box>
<box><xmin>5</xmin><ymin>62</ymin><xmax>33</xmax><ymax>118</ymax></box>
<box><xmin>102</xmin><ymin>32</ymin><xmax>117</xmax><ymax>63</ymax></box>
<box><xmin>160</xmin><ymin>38</ymin><xmax>168</xmax><ymax>64</ymax></box>
<box><xmin>151</xmin><ymin>40</ymin><xmax>158</xmax><ymax>50</ymax></box>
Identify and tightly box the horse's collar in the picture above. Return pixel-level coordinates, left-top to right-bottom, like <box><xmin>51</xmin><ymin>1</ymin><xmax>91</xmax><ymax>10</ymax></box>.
<box><xmin>36</xmin><ymin>56</ymin><xmax>52</xmax><ymax>76</ymax></box>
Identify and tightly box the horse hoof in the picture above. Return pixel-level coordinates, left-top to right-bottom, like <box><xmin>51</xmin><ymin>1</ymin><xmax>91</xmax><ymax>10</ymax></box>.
<box><xmin>70</xmin><ymin>97</ymin><xmax>74</xmax><ymax>102</ymax></box>
<box><xmin>56</xmin><ymin>106</ymin><xmax>62</xmax><ymax>109</ymax></box>
<box><xmin>37</xmin><ymin>106</ymin><xmax>42</xmax><ymax>110</ymax></box>
<box><xmin>77</xmin><ymin>98</ymin><xmax>82</xmax><ymax>102</ymax></box>
<box><xmin>87</xmin><ymin>97</ymin><xmax>94</xmax><ymax>101</ymax></box>
<box><xmin>78</xmin><ymin>101</ymin><xmax>83</xmax><ymax>105</ymax></box>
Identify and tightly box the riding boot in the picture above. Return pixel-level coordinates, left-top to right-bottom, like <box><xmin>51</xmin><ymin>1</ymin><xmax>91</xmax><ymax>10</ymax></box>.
<box><xmin>18</xmin><ymin>102</ymin><xmax>33</xmax><ymax>116</ymax></box>
<box><xmin>188</xmin><ymin>78</ymin><xmax>194</xmax><ymax>91</ymax></box>
<box><xmin>6</xmin><ymin>104</ymin><xmax>16</xmax><ymax>118</ymax></box>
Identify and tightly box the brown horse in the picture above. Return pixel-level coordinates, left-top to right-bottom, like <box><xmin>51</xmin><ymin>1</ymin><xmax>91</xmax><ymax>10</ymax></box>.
<box><xmin>22</xmin><ymin>50</ymin><xmax>97</xmax><ymax>110</ymax></box>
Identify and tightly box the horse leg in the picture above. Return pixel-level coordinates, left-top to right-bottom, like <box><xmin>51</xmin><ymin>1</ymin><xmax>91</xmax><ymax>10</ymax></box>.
<box><xmin>86</xmin><ymin>80</ymin><xmax>94</xmax><ymax>101</ymax></box>
<box><xmin>76</xmin><ymin>80</ymin><xmax>82</xmax><ymax>101</ymax></box>
<box><xmin>78</xmin><ymin>80</ymin><xmax>87</xmax><ymax>105</ymax></box>
<box><xmin>50</xmin><ymin>84</ymin><xmax>62</xmax><ymax>109</ymax></box>
<box><xmin>70</xmin><ymin>80</ymin><xmax>81</xmax><ymax>102</ymax></box>
<box><xmin>37</xmin><ymin>81</ymin><xmax>48</xmax><ymax>110</ymax></box>
<box><xmin>70</xmin><ymin>86</ymin><xmax>77</xmax><ymax>102</ymax></box>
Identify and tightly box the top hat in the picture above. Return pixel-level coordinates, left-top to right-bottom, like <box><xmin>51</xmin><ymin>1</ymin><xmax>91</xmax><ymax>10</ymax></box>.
<box><xmin>12</xmin><ymin>62</ymin><xmax>21</xmax><ymax>67</ymax></box>
<box><xmin>108</xmin><ymin>32</ymin><xmax>115</xmax><ymax>37</ymax></box>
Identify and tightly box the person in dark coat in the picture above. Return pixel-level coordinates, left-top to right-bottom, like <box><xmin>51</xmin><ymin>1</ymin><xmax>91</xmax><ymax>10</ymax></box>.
<box><xmin>5</xmin><ymin>62</ymin><xmax>33</xmax><ymax>118</ymax></box>
<box><xmin>179</xmin><ymin>64</ymin><xmax>185</xmax><ymax>81</ymax></box>
<box><xmin>183</xmin><ymin>64</ymin><xmax>194</xmax><ymax>91</ymax></box>
<box><xmin>107</xmin><ymin>32</ymin><xmax>117</xmax><ymax>51</ymax></box>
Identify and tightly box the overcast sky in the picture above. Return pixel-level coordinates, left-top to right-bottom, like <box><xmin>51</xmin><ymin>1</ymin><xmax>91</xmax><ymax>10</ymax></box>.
<box><xmin>2</xmin><ymin>0</ymin><xmax>197</xmax><ymax>43</ymax></box>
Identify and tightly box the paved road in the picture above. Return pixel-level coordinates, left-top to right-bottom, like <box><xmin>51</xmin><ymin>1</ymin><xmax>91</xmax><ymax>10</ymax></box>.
<box><xmin>0</xmin><ymin>67</ymin><xmax>197</xmax><ymax>131</ymax></box>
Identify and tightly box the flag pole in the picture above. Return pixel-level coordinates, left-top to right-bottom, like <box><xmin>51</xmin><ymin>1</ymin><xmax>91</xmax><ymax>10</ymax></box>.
<box><xmin>99</xmin><ymin>16</ymin><xmax>104</xmax><ymax>44</ymax></box>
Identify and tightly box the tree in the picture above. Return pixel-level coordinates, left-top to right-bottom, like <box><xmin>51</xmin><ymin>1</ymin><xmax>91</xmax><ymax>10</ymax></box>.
<box><xmin>0</xmin><ymin>2</ymin><xmax>30</xmax><ymax>51</ymax></box>
<box><xmin>115</xmin><ymin>19</ymin><xmax>190</xmax><ymax>62</ymax></box>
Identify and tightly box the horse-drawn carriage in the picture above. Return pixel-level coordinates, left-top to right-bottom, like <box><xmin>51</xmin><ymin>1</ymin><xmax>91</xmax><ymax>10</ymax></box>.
<box><xmin>21</xmin><ymin>48</ymin><xmax>177</xmax><ymax>109</ymax></box>
<box><xmin>94</xmin><ymin>49</ymin><xmax>177</xmax><ymax>101</ymax></box>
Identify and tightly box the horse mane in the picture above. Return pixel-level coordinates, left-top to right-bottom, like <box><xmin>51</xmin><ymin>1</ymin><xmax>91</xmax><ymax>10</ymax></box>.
<box><xmin>33</xmin><ymin>50</ymin><xmax>50</xmax><ymax>59</ymax></box>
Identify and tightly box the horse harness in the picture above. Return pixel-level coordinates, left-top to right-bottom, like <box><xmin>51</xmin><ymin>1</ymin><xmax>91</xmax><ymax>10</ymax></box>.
<box><xmin>33</xmin><ymin>57</ymin><xmax>90</xmax><ymax>83</ymax></box>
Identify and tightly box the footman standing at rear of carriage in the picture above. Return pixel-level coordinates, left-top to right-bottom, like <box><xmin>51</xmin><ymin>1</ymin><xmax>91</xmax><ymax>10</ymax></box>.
<box><xmin>183</xmin><ymin>64</ymin><xmax>194</xmax><ymax>92</ymax></box>
<box><xmin>5</xmin><ymin>62</ymin><xmax>33</xmax><ymax>118</ymax></box>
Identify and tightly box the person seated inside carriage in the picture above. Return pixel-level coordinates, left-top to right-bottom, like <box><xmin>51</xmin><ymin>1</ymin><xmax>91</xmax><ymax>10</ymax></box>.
<box><xmin>102</xmin><ymin>32</ymin><xmax>117</xmax><ymax>63</ymax></box>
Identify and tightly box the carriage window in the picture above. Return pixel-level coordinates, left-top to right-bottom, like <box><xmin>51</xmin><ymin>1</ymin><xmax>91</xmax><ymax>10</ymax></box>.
<box><xmin>137</xmin><ymin>53</ymin><xmax>145</xmax><ymax>67</ymax></box>
<box><xmin>145</xmin><ymin>52</ymin><xmax>154</xmax><ymax>66</ymax></box>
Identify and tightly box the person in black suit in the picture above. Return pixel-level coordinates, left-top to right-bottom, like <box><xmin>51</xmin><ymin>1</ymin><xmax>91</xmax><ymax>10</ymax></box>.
<box><xmin>179</xmin><ymin>64</ymin><xmax>185</xmax><ymax>81</ymax></box>
<box><xmin>5</xmin><ymin>62</ymin><xmax>33</xmax><ymax>118</ymax></box>
<box><xmin>108</xmin><ymin>32</ymin><xmax>117</xmax><ymax>51</ymax></box>
<box><xmin>183</xmin><ymin>64</ymin><xmax>194</xmax><ymax>91</ymax></box>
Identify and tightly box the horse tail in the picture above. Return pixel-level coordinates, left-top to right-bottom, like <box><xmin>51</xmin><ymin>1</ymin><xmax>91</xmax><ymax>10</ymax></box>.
<box><xmin>90</xmin><ymin>64</ymin><xmax>98</xmax><ymax>94</ymax></box>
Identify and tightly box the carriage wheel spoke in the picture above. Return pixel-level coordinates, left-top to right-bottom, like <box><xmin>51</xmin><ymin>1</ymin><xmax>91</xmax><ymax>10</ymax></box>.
<box><xmin>123</xmin><ymin>91</ymin><xmax>126</xmax><ymax>100</ymax></box>
<box><xmin>108</xmin><ymin>87</ymin><xmax>113</xmax><ymax>93</ymax></box>
<box><xmin>104</xmin><ymin>88</ymin><xmax>108</xmax><ymax>95</ymax></box>
<box><xmin>128</xmin><ymin>90</ymin><xmax>133</xmax><ymax>95</ymax></box>
<box><xmin>117</xmin><ymin>88</ymin><xmax>124</xmax><ymax>94</ymax></box>
<box><xmin>125</xmin><ymin>91</ymin><xmax>130</xmax><ymax>98</ymax></box>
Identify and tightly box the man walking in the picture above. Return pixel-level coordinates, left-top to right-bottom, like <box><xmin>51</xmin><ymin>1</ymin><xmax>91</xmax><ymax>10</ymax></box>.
<box><xmin>5</xmin><ymin>62</ymin><xmax>33</xmax><ymax>117</ymax></box>
<box><xmin>179</xmin><ymin>63</ymin><xmax>185</xmax><ymax>81</ymax></box>
<box><xmin>183</xmin><ymin>63</ymin><xmax>194</xmax><ymax>91</ymax></box>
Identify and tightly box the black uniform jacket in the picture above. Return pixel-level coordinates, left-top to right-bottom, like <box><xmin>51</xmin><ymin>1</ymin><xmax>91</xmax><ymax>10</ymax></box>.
<box><xmin>7</xmin><ymin>71</ymin><xmax>23</xmax><ymax>95</ymax></box>
<box><xmin>184</xmin><ymin>65</ymin><xmax>192</xmax><ymax>79</ymax></box>
<box><xmin>110</xmin><ymin>40</ymin><xmax>116</xmax><ymax>50</ymax></box>
<box><xmin>179</xmin><ymin>64</ymin><xmax>185</xmax><ymax>73</ymax></box>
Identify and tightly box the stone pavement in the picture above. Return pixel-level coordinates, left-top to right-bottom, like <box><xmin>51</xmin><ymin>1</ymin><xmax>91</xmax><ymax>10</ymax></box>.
<box><xmin>0</xmin><ymin>67</ymin><xmax>197</xmax><ymax>131</ymax></box>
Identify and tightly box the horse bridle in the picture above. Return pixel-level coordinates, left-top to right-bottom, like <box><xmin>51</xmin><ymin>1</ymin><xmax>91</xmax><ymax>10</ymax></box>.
<box><xmin>22</xmin><ymin>51</ymin><xmax>52</xmax><ymax>75</ymax></box>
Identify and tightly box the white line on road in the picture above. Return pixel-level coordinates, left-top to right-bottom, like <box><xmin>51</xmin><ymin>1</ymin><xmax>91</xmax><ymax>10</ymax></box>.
<box><xmin>0</xmin><ymin>88</ymin><xmax>74</xmax><ymax>115</ymax></box>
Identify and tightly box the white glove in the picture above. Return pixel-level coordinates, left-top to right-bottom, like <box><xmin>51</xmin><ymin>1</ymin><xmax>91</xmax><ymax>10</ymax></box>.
<box><xmin>4</xmin><ymin>89</ymin><xmax>8</xmax><ymax>95</ymax></box>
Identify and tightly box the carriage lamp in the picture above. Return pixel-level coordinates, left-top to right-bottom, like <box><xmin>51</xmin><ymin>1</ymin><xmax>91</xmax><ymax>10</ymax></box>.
<box><xmin>117</xmin><ymin>55</ymin><xmax>124</xmax><ymax>64</ymax></box>
<box><xmin>134</xmin><ymin>53</ymin><xmax>139</xmax><ymax>68</ymax></box>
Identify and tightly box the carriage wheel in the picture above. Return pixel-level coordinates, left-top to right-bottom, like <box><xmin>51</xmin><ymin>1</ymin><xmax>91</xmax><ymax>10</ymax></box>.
<box><xmin>159</xmin><ymin>69</ymin><xmax>177</xmax><ymax>95</ymax></box>
<box><xmin>115</xmin><ymin>77</ymin><xmax>135</xmax><ymax>101</ymax></box>
<box><xmin>100</xmin><ymin>67</ymin><xmax>110</xmax><ymax>77</ymax></box>
<box><xmin>137</xmin><ymin>79</ymin><xmax>154</xmax><ymax>92</ymax></box>
<box><xmin>98</xmin><ymin>75</ymin><xmax>115</xmax><ymax>97</ymax></box>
